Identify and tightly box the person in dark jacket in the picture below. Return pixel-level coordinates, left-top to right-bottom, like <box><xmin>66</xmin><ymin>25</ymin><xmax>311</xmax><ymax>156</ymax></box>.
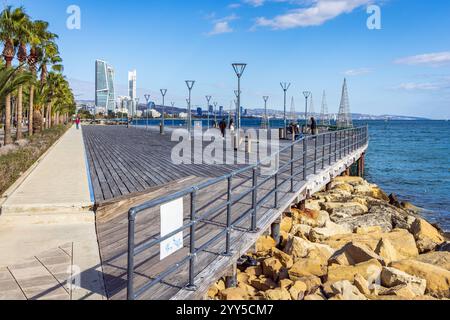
<box><xmin>310</xmin><ymin>117</ymin><xmax>317</xmax><ymax>135</ymax></box>
<box><xmin>219</xmin><ymin>118</ymin><xmax>227</xmax><ymax>137</ymax></box>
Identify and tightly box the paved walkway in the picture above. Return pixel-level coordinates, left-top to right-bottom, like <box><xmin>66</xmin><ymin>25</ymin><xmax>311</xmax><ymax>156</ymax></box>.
<box><xmin>0</xmin><ymin>126</ymin><xmax>105</xmax><ymax>300</ymax></box>
<box><xmin>1</xmin><ymin>125</ymin><xmax>94</xmax><ymax>214</ymax></box>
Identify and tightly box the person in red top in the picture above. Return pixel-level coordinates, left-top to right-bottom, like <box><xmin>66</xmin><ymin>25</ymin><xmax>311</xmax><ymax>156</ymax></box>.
<box><xmin>75</xmin><ymin>117</ymin><xmax>81</xmax><ymax>130</ymax></box>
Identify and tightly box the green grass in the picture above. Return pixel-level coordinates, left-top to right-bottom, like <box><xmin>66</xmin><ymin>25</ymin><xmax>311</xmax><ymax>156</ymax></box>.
<box><xmin>0</xmin><ymin>124</ymin><xmax>71</xmax><ymax>195</ymax></box>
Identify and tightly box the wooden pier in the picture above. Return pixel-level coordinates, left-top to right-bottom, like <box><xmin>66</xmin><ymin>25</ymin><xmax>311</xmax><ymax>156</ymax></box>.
<box><xmin>82</xmin><ymin>126</ymin><xmax>368</xmax><ymax>300</ymax></box>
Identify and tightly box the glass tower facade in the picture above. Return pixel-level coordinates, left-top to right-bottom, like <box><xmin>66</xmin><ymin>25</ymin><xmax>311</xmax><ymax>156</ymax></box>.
<box><xmin>95</xmin><ymin>60</ymin><xmax>115</xmax><ymax>112</ymax></box>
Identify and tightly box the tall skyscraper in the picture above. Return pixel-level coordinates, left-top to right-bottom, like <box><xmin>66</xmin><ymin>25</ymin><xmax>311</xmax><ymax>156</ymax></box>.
<box><xmin>128</xmin><ymin>70</ymin><xmax>137</xmax><ymax>115</ymax></box>
<box><xmin>95</xmin><ymin>60</ymin><xmax>115</xmax><ymax>112</ymax></box>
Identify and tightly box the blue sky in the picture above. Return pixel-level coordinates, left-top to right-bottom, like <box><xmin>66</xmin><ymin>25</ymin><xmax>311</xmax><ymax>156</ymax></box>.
<box><xmin>7</xmin><ymin>0</ymin><xmax>450</xmax><ymax>119</ymax></box>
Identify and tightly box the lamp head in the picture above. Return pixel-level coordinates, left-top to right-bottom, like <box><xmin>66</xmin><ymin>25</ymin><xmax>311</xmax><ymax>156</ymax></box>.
<box><xmin>232</xmin><ymin>63</ymin><xmax>247</xmax><ymax>78</ymax></box>
<box><xmin>185</xmin><ymin>80</ymin><xmax>195</xmax><ymax>90</ymax></box>
<box><xmin>280</xmin><ymin>82</ymin><xmax>291</xmax><ymax>91</ymax></box>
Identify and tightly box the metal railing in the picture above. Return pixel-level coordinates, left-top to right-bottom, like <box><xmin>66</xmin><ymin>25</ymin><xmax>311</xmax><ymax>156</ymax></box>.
<box><xmin>126</xmin><ymin>126</ymin><xmax>369</xmax><ymax>300</ymax></box>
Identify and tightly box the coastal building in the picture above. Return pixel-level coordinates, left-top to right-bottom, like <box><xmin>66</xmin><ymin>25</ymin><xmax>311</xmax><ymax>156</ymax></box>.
<box><xmin>95</xmin><ymin>60</ymin><xmax>115</xmax><ymax>112</ymax></box>
<box><xmin>128</xmin><ymin>70</ymin><xmax>137</xmax><ymax>115</ymax></box>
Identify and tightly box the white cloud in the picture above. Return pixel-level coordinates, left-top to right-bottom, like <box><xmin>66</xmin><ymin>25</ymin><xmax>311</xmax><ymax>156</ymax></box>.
<box><xmin>394</xmin><ymin>82</ymin><xmax>442</xmax><ymax>91</ymax></box>
<box><xmin>245</xmin><ymin>0</ymin><xmax>266</xmax><ymax>7</ymax></box>
<box><xmin>208</xmin><ymin>21</ymin><xmax>234</xmax><ymax>36</ymax></box>
<box><xmin>228</xmin><ymin>3</ymin><xmax>242</xmax><ymax>9</ymax></box>
<box><xmin>394</xmin><ymin>52</ymin><xmax>450</xmax><ymax>67</ymax></box>
<box><xmin>344</xmin><ymin>68</ymin><xmax>372</xmax><ymax>76</ymax></box>
<box><xmin>207</xmin><ymin>14</ymin><xmax>238</xmax><ymax>36</ymax></box>
<box><xmin>253</xmin><ymin>0</ymin><xmax>374</xmax><ymax>30</ymax></box>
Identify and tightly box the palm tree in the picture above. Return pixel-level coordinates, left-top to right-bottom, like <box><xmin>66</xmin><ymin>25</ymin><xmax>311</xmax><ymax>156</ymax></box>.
<box><xmin>0</xmin><ymin>6</ymin><xmax>28</xmax><ymax>145</ymax></box>
<box><xmin>0</xmin><ymin>65</ymin><xmax>32</xmax><ymax>104</ymax></box>
<box><xmin>35</xmin><ymin>27</ymin><xmax>62</xmax><ymax>130</ymax></box>
<box><xmin>15</xmin><ymin>10</ymin><xmax>32</xmax><ymax>140</ymax></box>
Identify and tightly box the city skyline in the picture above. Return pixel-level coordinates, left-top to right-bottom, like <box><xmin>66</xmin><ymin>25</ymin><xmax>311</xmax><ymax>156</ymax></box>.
<box><xmin>7</xmin><ymin>0</ymin><xmax>450</xmax><ymax>119</ymax></box>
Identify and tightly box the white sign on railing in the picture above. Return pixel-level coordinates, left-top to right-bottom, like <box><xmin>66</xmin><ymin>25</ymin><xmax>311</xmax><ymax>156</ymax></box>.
<box><xmin>160</xmin><ymin>198</ymin><xmax>184</xmax><ymax>260</ymax></box>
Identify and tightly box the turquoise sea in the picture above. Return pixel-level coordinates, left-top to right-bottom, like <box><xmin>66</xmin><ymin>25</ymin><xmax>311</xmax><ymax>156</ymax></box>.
<box><xmin>132</xmin><ymin>118</ymin><xmax>450</xmax><ymax>231</ymax></box>
<box><xmin>362</xmin><ymin>120</ymin><xmax>450</xmax><ymax>232</ymax></box>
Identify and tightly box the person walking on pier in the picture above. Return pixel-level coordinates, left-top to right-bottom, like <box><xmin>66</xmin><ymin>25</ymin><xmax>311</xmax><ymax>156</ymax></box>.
<box><xmin>75</xmin><ymin>116</ymin><xmax>81</xmax><ymax>130</ymax></box>
<box><xmin>310</xmin><ymin>117</ymin><xmax>318</xmax><ymax>135</ymax></box>
<box><xmin>219</xmin><ymin>118</ymin><xmax>227</xmax><ymax>137</ymax></box>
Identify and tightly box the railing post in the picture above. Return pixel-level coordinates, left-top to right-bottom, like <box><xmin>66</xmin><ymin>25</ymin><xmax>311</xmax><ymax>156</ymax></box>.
<box><xmin>290</xmin><ymin>143</ymin><xmax>294</xmax><ymax>192</ymax></box>
<box><xmin>127</xmin><ymin>211</ymin><xmax>136</xmax><ymax>300</ymax></box>
<box><xmin>251</xmin><ymin>168</ymin><xmax>257</xmax><ymax>232</ymax></box>
<box><xmin>274</xmin><ymin>172</ymin><xmax>279</xmax><ymax>208</ymax></box>
<box><xmin>329</xmin><ymin>133</ymin><xmax>332</xmax><ymax>166</ymax></box>
<box><xmin>314</xmin><ymin>136</ymin><xmax>318</xmax><ymax>174</ymax></box>
<box><xmin>339</xmin><ymin>131</ymin><xmax>342</xmax><ymax>159</ymax></box>
<box><xmin>224</xmin><ymin>176</ymin><xmax>232</xmax><ymax>256</ymax></box>
<box><xmin>303</xmin><ymin>137</ymin><xmax>308</xmax><ymax>181</ymax></box>
<box><xmin>186</xmin><ymin>190</ymin><xmax>198</xmax><ymax>291</ymax></box>
<box><xmin>334</xmin><ymin>131</ymin><xmax>337</xmax><ymax>162</ymax></box>
<box><xmin>322</xmin><ymin>133</ymin><xmax>326</xmax><ymax>170</ymax></box>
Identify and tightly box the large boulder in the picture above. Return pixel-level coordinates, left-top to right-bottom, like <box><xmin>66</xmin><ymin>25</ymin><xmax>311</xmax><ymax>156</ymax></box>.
<box><xmin>250</xmin><ymin>277</ymin><xmax>278</xmax><ymax>292</ymax></box>
<box><xmin>410</xmin><ymin>219</ymin><xmax>445</xmax><ymax>253</ymax></box>
<box><xmin>390</xmin><ymin>260</ymin><xmax>450</xmax><ymax>298</ymax></box>
<box><xmin>333</xmin><ymin>176</ymin><xmax>365</xmax><ymax>185</ymax></box>
<box><xmin>271</xmin><ymin>248</ymin><xmax>294</xmax><ymax>269</ymax></box>
<box><xmin>329</xmin><ymin>242</ymin><xmax>385</xmax><ymax>266</ymax></box>
<box><xmin>309</xmin><ymin>221</ymin><xmax>352</xmax><ymax>242</ymax></box>
<box><xmin>264</xmin><ymin>288</ymin><xmax>291</xmax><ymax>300</ymax></box>
<box><xmin>324</xmin><ymin>229</ymin><xmax>419</xmax><ymax>261</ymax></box>
<box><xmin>288</xmin><ymin>258</ymin><xmax>328</xmax><ymax>280</ymax></box>
<box><xmin>324</xmin><ymin>280</ymin><xmax>367</xmax><ymax>300</ymax></box>
<box><xmin>353</xmin><ymin>273</ymin><xmax>371</xmax><ymax>295</ymax></box>
<box><xmin>414</xmin><ymin>252</ymin><xmax>450</xmax><ymax>271</ymax></box>
<box><xmin>256</xmin><ymin>236</ymin><xmax>277</xmax><ymax>254</ymax></box>
<box><xmin>284</xmin><ymin>236</ymin><xmax>335</xmax><ymax>261</ymax></box>
<box><xmin>289</xmin><ymin>281</ymin><xmax>308</xmax><ymax>300</ymax></box>
<box><xmin>327</xmin><ymin>259</ymin><xmax>383</xmax><ymax>283</ymax></box>
<box><xmin>324</xmin><ymin>202</ymin><xmax>369</xmax><ymax>217</ymax></box>
<box><xmin>261</xmin><ymin>257</ymin><xmax>283</xmax><ymax>280</ymax></box>
<box><xmin>375</xmin><ymin>238</ymin><xmax>400</xmax><ymax>264</ymax></box>
<box><xmin>293</xmin><ymin>275</ymin><xmax>322</xmax><ymax>294</ymax></box>
<box><xmin>291</xmin><ymin>208</ymin><xmax>326</xmax><ymax>228</ymax></box>
<box><xmin>305</xmin><ymin>199</ymin><xmax>323</xmax><ymax>212</ymax></box>
<box><xmin>290</xmin><ymin>224</ymin><xmax>312</xmax><ymax>240</ymax></box>
<box><xmin>280</xmin><ymin>217</ymin><xmax>293</xmax><ymax>233</ymax></box>
<box><xmin>379</xmin><ymin>285</ymin><xmax>417</xmax><ymax>299</ymax></box>
<box><xmin>219</xmin><ymin>288</ymin><xmax>247</xmax><ymax>300</ymax></box>
<box><xmin>380</xmin><ymin>267</ymin><xmax>426</xmax><ymax>296</ymax></box>
<box><xmin>336</xmin><ymin>213</ymin><xmax>393</xmax><ymax>233</ymax></box>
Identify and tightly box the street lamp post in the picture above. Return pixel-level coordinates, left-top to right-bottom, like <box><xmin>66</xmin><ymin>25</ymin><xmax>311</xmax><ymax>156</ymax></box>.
<box><xmin>263</xmin><ymin>96</ymin><xmax>269</xmax><ymax>129</ymax></box>
<box><xmin>213</xmin><ymin>102</ymin><xmax>218</xmax><ymax>127</ymax></box>
<box><xmin>280</xmin><ymin>82</ymin><xmax>291</xmax><ymax>137</ymax></box>
<box><xmin>160</xmin><ymin>89</ymin><xmax>167</xmax><ymax>135</ymax></box>
<box><xmin>144</xmin><ymin>94</ymin><xmax>151</xmax><ymax>130</ymax></box>
<box><xmin>232</xmin><ymin>63</ymin><xmax>247</xmax><ymax>146</ymax></box>
<box><xmin>303</xmin><ymin>91</ymin><xmax>311</xmax><ymax>131</ymax></box>
<box><xmin>185</xmin><ymin>81</ymin><xmax>195</xmax><ymax>136</ymax></box>
<box><xmin>205</xmin><ymin>95</ymin><xmax>212</xmax><ymax>129</ymax></box>
<box><xmin>134</xmin><ymin>98</ymin><xmax>139</xmax><ymax>128</ymax></box>
<box><xmin>171</xmin><ymin>102</ymin><xmax>175</xmax><ymax>127</ymax></box>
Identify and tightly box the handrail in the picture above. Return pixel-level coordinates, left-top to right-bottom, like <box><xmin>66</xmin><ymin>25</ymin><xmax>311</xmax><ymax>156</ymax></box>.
<box><xmin>127</xmin><ymin>126</ymin><xmax>369</xmax><ymax>300</ymax></box>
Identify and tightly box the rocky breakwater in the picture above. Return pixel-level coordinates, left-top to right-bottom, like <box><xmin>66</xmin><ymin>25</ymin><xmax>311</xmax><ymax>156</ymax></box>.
<box><xmin>208</xmin><ymin>176</ymin><xmax>450</xmax><ymax>301</ymax></box>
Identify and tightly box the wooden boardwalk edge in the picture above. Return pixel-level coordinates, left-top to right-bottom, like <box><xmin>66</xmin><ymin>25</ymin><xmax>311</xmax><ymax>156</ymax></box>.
<box><xmin>171</xmin><ymin>144</ymin><xmax>368</xmax><ymax>300</ymax></box>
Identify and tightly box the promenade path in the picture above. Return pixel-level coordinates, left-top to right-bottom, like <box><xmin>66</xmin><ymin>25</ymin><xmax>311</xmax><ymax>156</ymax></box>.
<box><xmin>0</xmin><ymin>126</ymin><xmax>105</xmax><ymax>300</ymax></box>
